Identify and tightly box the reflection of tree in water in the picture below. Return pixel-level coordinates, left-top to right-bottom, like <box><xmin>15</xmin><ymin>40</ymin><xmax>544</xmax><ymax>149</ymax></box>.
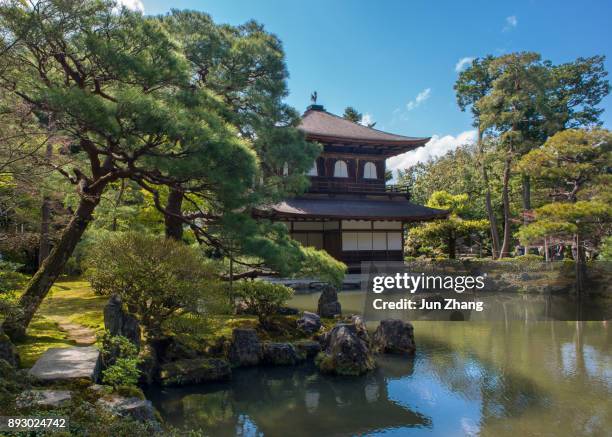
<box><xmin>416</xmin><ymin>320</ymin><xmax>611</xmax><ymax>436</ymax></box>
<box><xmin>151</xmin><ymin>361</ymin><xmax>430</xmax><ymax>437</ymax></box>
<box><xmin>148</xmin><ymin>321</ymin><xmax>611</xmax><ymax>436</ymax></box>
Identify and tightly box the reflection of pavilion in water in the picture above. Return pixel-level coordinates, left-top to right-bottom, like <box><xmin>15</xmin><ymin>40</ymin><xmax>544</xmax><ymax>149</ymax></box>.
<box><xmin>152</xmin><ymin>359</ymin><xmax>430</xmax><ymax>436</ymax></box>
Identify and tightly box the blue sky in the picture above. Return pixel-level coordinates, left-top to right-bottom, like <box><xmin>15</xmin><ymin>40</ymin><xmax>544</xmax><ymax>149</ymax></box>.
<box><xmin>125</xmin><ymin>0</ymin><xmax>612</xmax><ymax>171</ymax></box>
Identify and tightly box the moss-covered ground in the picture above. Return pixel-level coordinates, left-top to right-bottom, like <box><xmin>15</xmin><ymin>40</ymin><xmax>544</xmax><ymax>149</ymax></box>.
<box><xmin>15</xmin><ymin>278</ymin><xmax>107</xmax><ymax>368</ymax></box>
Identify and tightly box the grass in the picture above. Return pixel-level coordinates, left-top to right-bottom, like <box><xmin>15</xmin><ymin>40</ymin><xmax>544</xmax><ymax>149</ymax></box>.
<box><xmin>15</xmin><ymin>278</ymin><xmax>107</xmax><ymax>368</ymax></box>
<box><xmin>15</xmin><ymin>316</ymin><xmax>75</xmax><ymax>368</ymax></box>
<box><xmin>40</xmin><ymin>278</ymin><xmax>106</xmax><ymax>331</ymax></box>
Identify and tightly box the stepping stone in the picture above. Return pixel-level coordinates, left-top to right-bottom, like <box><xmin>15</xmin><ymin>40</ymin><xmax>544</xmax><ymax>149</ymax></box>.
<box><xmin>16</xmin><ymin>390</ymin><xmax>72</xmax><ymax>408</ymax></box>
<box><xmin>29</xmin><ymin>346</ymin><xmax>101</xmax><ymax>382</ymax></box>
<box><xmin>97</xmin><ymin>395</ymin><xmax>161</xmax><ymax>431</ymax></box>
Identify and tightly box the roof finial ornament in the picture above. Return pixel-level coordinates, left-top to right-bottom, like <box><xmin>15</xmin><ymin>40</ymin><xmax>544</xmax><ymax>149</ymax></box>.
<box><xmin>310</xmin><ymin>91</ymin><xmax>318</xmax><ymax>104</ymax></box>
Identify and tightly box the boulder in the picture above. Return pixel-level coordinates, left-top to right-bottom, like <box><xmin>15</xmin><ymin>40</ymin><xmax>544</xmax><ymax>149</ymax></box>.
<box><xmin>349</xmin><ymin>315</ymin><xmax>370</xmax><ymax>344</ymax></box>
<box><xmin>276</xmin><ymin>306</ymin><xmax>300</xmax><ymax>316</ymax></box>
<box><xmin>293</xmin><ymin>340</ymin><xmax>321</xmax><ymax>359</ymax></box>
<box><xmin>0</xmin><ymin>332</ymin><xmax>19</xmax><ymax>367</ymax></box>
<box><xmin>316</xmin><ymin>323</ymin><xmax>375</xmax><ymax>376</ymax></box>
<box><xmin>159</xmin><ymin>357</ymin><xmax>230</xmax><ymax>386</ymax></box>
<box><xmin>262</xmin><ymin>342</ymin><xmax>299</xmax><ymax>366</ymax></box>
<box><xmin>16</xmin><ymin>390</ymin><xmax>72</xmax><ymax>409</ymax></box>
<box><xmin>372</xmin><ymin>319</ymin><xmax>416</xmax><ymax>354</ymax></box>
<box><xmin>29</xmin><ymin>346</ymin><xmax>101</xmax><ymax>382</ymax></box>
<box><xmin>317</xmin><ymin>285</ymin><xmax>341</xmax><ymax>318</ymax></box>
<box><xmin>104</xmin><ymin>294</ymin><xmax>141</xmax><ymax>350</ymax></box>
<box><xmin>296</xmin><ymin>311</ymin><xmax>322</xmax><ymax>334</ymax></box>
<box><xmin>227</xmin><ymin>328</ymin><xmax>262</xmax><ymax>367</ymax></box>
<box><xmin>97</xmin><ymin>395</ymin><xmax>160</xmax><ymax>431</ymax></box>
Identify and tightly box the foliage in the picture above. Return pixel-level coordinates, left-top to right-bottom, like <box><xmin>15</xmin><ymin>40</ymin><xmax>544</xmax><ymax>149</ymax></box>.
<box><xmin>0</xmin><ymin>260</ymin><xmax>26</xmax><ymax>294</ymax></box>
<box><xmin>99</xmin><ymin>331</ymin><xmax>141</xmax><ymax>388</ymax></box>
<box><xmin>518</xmin><ymin>129</ymin><xmax>612</xmax><ymax>201</ymax></box>
<box><xmin>517</xmin><ymin>200</ymin><xmax>611</xmax><ymax>244</ymax></box>
<box><xmin>102</xmin><ymin>357</ymin><xmax>141</xmax><ymax>388</ymax></box>
<box><xmin>293</xmin><ymin>246</ymin><xmax>347</xmax><ymax>289</ymax></box>
<box><xmin>234</xmin><ymin>281</ymin><xmax>294</xmax><ymax>327</ymax></box>
<box><xmin>343</xmin><ymin>107</ymin><xmax>363</xmax><ymax>123</ymax></box>
<box><xmin>86</xmin><ymin>232</ymin><xmax>222</xmax><ymax>339</ymax></box>
<box><xmin>600</xmin><ymin>236</ymin><xmax>612</xmax><ymax>261</ymax></box>
<box><xmin>342</xmin><ymin>106</ymin><xmax>375</xmax><ymax>127</ymax></box>
<box><xmin>406</xmin><ymin>191</ymin><xmax>490</xmax><ymax>259</ymax></box>
<box><xmin>99</xmin><ymin>331</ymin><xmax>138</xmax><ymax>367</ymax></box>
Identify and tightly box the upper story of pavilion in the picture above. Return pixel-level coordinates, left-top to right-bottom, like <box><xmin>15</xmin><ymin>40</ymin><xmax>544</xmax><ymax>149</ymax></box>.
<box><xmin>297</xmin><ymin>104</ymin><xmax>430</xmax><ymax>197</ymax></box>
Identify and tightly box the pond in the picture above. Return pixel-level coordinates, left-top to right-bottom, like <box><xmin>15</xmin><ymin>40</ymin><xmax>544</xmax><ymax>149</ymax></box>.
<box><xmin>147</xmin><ymin>292</ymin><xmax>612</xmax><ymax>436</ymax></box>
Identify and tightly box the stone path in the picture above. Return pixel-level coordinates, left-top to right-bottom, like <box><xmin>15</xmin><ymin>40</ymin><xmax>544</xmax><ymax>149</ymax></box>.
<box><xmin>29</xmin><ymin>346</ymin><xmax>101</xmax><ymax>382</ymax></box>
<box><xmin>56</xmin><ymin>321</ymin><xmax>96</xmax><ymax>346</ymax></box>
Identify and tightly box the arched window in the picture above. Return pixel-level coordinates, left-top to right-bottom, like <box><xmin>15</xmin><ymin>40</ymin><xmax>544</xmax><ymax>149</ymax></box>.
<box><xmin>334</xmin><ymin>160</ymin><xmax>348</xmax><ymax>178</ymax></box>
<box><xmin>282</xmin><ymin>162</ymin><xmax>289</xmax><ymax>176</ymax></box>
<box><xmin>363</xmin><ymin>161</ymin><xmax>377</xmax><ymax>179</ymax></box>
<box><xmin>307</xmin><ymin>161</ymin><xmax>318</xmax><ymax>176</ymax></box>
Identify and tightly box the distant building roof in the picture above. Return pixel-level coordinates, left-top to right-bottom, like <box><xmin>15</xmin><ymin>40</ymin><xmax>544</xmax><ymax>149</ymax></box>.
<box><xmin>262</xmin><ymin>197</ymin><xmax>448</xmax><ymax>221</ymax></box>
<box><xmin>299</xmin><ymin>105</ymin><xmax>430</xmax><ymax>151</ymax></box>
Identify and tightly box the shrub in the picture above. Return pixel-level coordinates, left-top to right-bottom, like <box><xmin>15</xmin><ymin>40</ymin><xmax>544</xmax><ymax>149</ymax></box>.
<box><xmin>99</xmin><ymin>331</ymin><xmax>138</xmax><ymax>367</ymax></box>
<box><xmin>0</xmin><ymin>261</ymin><xmax>27</xmax><ymax>294</ymax></box>
<box><xmin>102</xmin><ymin>357</ymin><xmax>141</xmax><ymax>388</ymax></box>
<box><xmin>86</xmin><ymin>232</ymin><xmax>220</xmax><ymax>339</ymax></box>
<box><xmin>234</xmin><ymin>281</ymin><xmax>294</xmax><ymax>327</ymax></box>
<box><xmin>294</xmin><ymin>246</ymin><xmax>346</xmax><ymax>289</ymax></box>
<box><xmin>99</xmin><ymin>331</ymin><xmax>141</xmax><ymax>388</ymax></box>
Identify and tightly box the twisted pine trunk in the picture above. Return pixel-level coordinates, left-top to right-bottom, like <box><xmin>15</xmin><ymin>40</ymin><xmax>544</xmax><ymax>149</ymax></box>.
<box><xmin>3</xmin><ymin>188</ymin><xmax>104</xmax><ymax>341</ymax></box>
<box><xmin>164</xmin><ymin>188</ymin><xmax>184</xmax><ymax>241</ymax></box>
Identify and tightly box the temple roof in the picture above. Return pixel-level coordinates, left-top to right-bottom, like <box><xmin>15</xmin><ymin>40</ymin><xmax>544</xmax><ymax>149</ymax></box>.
<box><xmin>299</xmin><ymin>106</ymin><xmax>430</xmax><ymax>149</ymax></box>
<box><xmin>263</xmin><ymin>197</ymin><xmax>448</xmax><ymax>221</ymax></box>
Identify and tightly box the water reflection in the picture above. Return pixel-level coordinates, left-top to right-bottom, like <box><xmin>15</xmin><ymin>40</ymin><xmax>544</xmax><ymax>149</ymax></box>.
<box><xmin>148</xmin><ymin>305</ymin><xmax>611</xmax><ymax>436</ymax></box>
<box><xmin>148</xmin><ymin>359</ymin><xmax>430</xmax><ymax>436</ymax></box>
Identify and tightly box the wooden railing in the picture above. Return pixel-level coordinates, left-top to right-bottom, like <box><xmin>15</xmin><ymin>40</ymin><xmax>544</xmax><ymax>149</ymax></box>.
<box><xmin>308</xmin><ymin>177</ymin><xmax>410</xmax><ymax>198</ymax></box>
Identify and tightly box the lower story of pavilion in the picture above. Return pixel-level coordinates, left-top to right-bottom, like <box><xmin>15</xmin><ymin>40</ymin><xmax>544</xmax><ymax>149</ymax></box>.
<box><xmin>263</xmin><ymin>196</ymin><xmax>448</xmax><ymax>270</ymax></box>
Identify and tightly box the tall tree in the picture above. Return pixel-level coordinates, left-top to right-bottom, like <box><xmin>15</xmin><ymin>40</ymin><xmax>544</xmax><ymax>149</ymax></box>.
<box><xmin>455</xmin><ymin>55</ymin><xmax>502</xmax><ymax>257</ymax></box>
<box><xmin>156</xmin><ymin>11</ymin><xmax>320</xmax><ymax>243</ymax></box>
<box><xmin>477</xmin><ymin>52</ymin><xmax>554</xmax><ymax>257</ymax></box>
<box><xmin>0</xmin><ymin>0</ymin><xmax>257</xmax><ymax>339</ymax></box>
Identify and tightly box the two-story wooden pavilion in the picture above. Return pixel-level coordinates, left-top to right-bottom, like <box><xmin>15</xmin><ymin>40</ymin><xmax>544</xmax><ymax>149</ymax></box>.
<box><xmin>263</xmin><ymin>104</ymin><xmax>447</xmax><ymax>270</ymax></box>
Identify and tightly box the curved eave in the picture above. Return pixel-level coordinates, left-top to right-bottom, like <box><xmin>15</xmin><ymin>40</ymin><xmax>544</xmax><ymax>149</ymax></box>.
<box><xmin>304</xmin><ymin>134</ymin><xmax>430</xmax><ymax>156</ymax></box>
<box><xmin>256</xmin><ymin>198</ymin><xmax>449</xmax><ymax>222</ymax></box>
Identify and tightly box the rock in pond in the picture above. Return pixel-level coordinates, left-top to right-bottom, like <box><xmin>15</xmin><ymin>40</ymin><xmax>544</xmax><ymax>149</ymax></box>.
<box><xmin>262</xmin><ymin>342</ymin><xmax>299</xmax><ymax>365</ymax></box>
<box><xmin>228</xmin><ymin>328</ymin><xmax>262</xmax><ymax>367</ymax></box>
<box><xmin>0</xmin><ymin>332</ymin><xmax>19</xmax><ymax>368</ymax></box>
<box><xmin>97</xmin><ymin>395</ymin><xmax>161</xmax><ymax>431</ymax></box>
<box><xmin>104</xmin><ymin>294</ymin><xmax>141</xmax><ymax>350</ymax></box>
<box><xmin>316</xmin><ymin>323</ymin><xmax>375</xmax><ymax>376</ymax></box>
<box><xmin>159</xmin><ymin>357</ymin><xmax>230</xmax><ymax>386</ymax></box>
<box><xmin>372</xmin><ymin>319</ymin><xmax>415</xmax><ymax>354</ymax></box>
<box><xmin>16</xmin><ymin>390</ymin><xmax>72</xmax><ymax>409</ymax></box>
<box><xmin>296</xmin><ymin>311</ymin><xmax>322</xmax><ymax>334</ymax></box>
<box><xmin>317</xmin><ymin>284</ymin><xmax>342</xmax><ymax>318</ymax></box>
<box><xmin>29</xmin><ymin>346</ymin><xmax>101</xmax><ymax>382</ymax></box>
<box><xmin>293</xmin><ymin>340</ymin><xmax>321</xmax><ymax>359</ymax></box>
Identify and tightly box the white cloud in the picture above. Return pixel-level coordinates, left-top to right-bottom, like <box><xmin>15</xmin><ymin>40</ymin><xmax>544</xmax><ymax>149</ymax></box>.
<box><xmin>503</xmin><ymin>15</ymin><xmax>517</xmax><ymax>31</ymax></box>
<box><xmin>406</xmin><ymin>88</ymin><xmax>431</xmax><ymax>111</ymax></box>
<box><xmin>359</xmin><ymin>113</ymin><xmax>374</xmax><ymax>126</ymax></box>
<box><xmin>386</xmin><ymin>129</ymin><xmax>477</xmax><ymax>175</ymax></box>
<box><xmin>455</xmin><ymin>57</ymin><xmax>474</xmax><ymax>72</ymax></box>
<box><xmin>117</xmin><ymin>0</ymin><xmax>144</xmax><ymax>12</ymax></box>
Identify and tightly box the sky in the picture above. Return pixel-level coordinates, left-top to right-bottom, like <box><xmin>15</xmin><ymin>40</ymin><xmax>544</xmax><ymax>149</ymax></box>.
<box><xmin>122</xmin><ymin>0</ymin><xmax>612</xmax><ymax>173</ymax></box>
